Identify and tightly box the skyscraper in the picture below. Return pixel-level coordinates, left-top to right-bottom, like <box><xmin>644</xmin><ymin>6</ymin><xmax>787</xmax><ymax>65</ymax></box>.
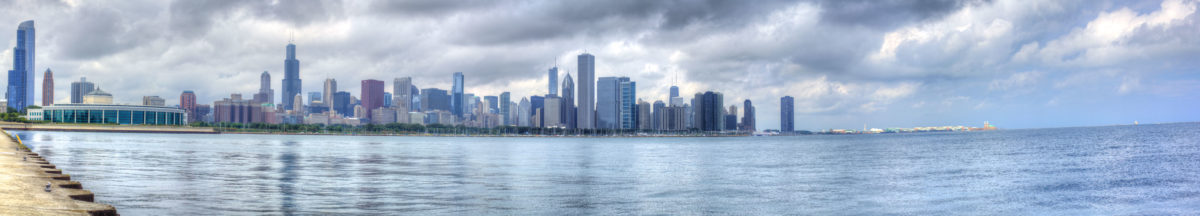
<box><xmin>530</xmin><ymin>95</ymin><xmax>545</xmax><ymax>127</ymax></box>
<box><xmin>7</xmin><ymin>20</ymin><xmax>34</xmax><ymax>111</ymax></box>
<box><xmin>484</xmin><ymin>96</ymin><xmax>498</xmax><ymax>114</ymax></box>
<box><xmin>394</xmin><ymin>77</ymin><xmax>412</xmax><ymax>111</ymax></box>
<box><xmin>333</xmin><ymin>91</ymin><xmax>352</xmax><ymax>117</ymax></box>
<box><xmin>652</xmin><ymin>100</ymin><xmax>665</xmax><ymax>130</ymax></box>
<box><xmin>452</xmin><ymin>72</ymin><xmax>464</xmax><ymax>117</ymax></box>
<box><xmin>618</xmin><ymin>77</ymin><xmax>636</xmax><ymax>129</ymax></box>
<box><xmin>742</xmin><ymin>99</ymin><xmax>756</xmax><ymax>132</ymax></box>
<box><xmin>324</xmin><ymin>78</ymin><xmax>336</xmax><ymax>112</ymax></box>
<box><xmin>41</xmin><ymin>69</ymin><xmax>51</xmax><ymax>106</ymax></box>
<box><xmin>781</xmin><ymin>96</ymin><xmax>794</xmax><ymax>132</ymax></box>
<box><xmin>383</xmin><ymin>92</ymin><xmax>393</xmax><ymax>108</ymax></box>
<box><xmin>726</xmin><ymin>105</ymin><xmax>738</xmax><ymax>131</ymax></box>
<box><xmin>637</xmin><ymin>100</ymin><xmax>651</xmax><ymax>130</ymax></box>
<box><xmin>561</xmin><ymin>73</ymin><xmax>575</xmax><ymax>129</ymax></box>
<box><xmin>69</xmin><ymin>77</ymin><xmax>95</xmax><ymax>104</ymax></box>
<box><xmin>670</xmin><ymin>86</ymin><xmax>679</xmax><ymax>98</ymax></box>
<box><xmin>695</xmin><ymin>91</ymin><xmax>725</xmax><ymax>131</ymax></box>
<box><xmin>281</xmin><ymin>43</ymin><xmax>302</xmax><ymax>111</ymax></box>
<box><xmin>500</xmin><ymin>92</ymin><xmax>511</xmax><ymax>125</ymax></box>
<box><xmin>420</xmin><ymin>88</ymin><xmax>451</xmax><ymax>112</ymax></box>
<box><xmin>576</xmin><ymin>53</ymin><xmax>595</xmax><ymax>129</ymax></box>
<box><xmin>548</xmin><ymin>66</ymin><xmax>558</xmax><ymax>96</ymax></box>
<box><xmin>361</xmin><ymin>79</ymin><xmax>385</xmax><ymax>118</ymax></box>
<box><xmin>258</xmin><ymin>71</ymin><xmax>274</xmax><ymax>104</ymax></box>
<box><xmin>181</xmin><ymin>90</ymin><xmax>196</xmax><ymax>122</ymax></box>
<box><xmin>518</xmin><ymin>97</ymin><xmax>530</xmax><ymax>127</ymax></box>
<box><xmin>596</xmin><ymin>77</ymin><xmax>619</xmax><ymax>129</ymax></box>
<box><xmin>543</xmin><ymin>96</ymin><xmax>562</xmax><ymax>128</ymax></box>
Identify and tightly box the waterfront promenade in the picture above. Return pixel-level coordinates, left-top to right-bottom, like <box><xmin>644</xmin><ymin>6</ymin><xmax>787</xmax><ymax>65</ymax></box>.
<box><xmin>0</xmin><ymin>131</ymin><xmax>116</xmax><ymax>215</ymax></box>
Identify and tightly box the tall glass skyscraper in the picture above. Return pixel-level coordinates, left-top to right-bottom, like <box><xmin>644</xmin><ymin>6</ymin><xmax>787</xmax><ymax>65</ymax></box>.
<box><xmin>394</xmin><ymin>77</ymin><xmax>412</xmax><ymax>111</ymax></box>
<box><xmin>781</xmin><ymin>96</ymin><xmax>794</xmax><ymax>132</ymax></box>
<box><xmin>7</xmin><ymin>20</ymin><xmax>34</xmax><ymax>111</ymax></box>
<box><xmin>499</xmin><ymin>92</ymin><xmax>511</xmax><ymax>125</ymax></box>
<box><xmin>70</xmin><ymin>77</ymin><xmax>95</xmax><ymax>104</ymax></box>
<box><xmin>742</xmin><ymin>99</ymin><xmax>755</xmax><ymax>132</ymax></box>
<box><xmin>324</xmin><ymin>78</ymin><xmax>336</xmax><ymax>111</ymax></box>
<box><xmin>576</xmin><ymin>53</ymin><xmax>595</xmax><ymax>129</ymax></box>
<box><xmin>548</xmin><ymin>66</ymin><xmax>558</xmax><ymax>97</ymax></box>
<box><xmin>618</xmin><ymin>77</ymin><xmax>636</xmax><ymax>129</ymax></box>
<box><xmin>596</xmin><ymin>77</ymin><xmax>619</xmax><ymax>129</ymax></box>
<box><xmin>452</xmin><ymin>72</ymin><xmax>464</xmax><ymax>117</ymax></box>
<box><xmin>281</xmin><ymin>43</ymin><xmax>302</xmax><ymax>111</ymax></box>
<box><xmin>561</xmin><ymin>73</ymin><xmax>575</xmax><ymax>129</ymax></box>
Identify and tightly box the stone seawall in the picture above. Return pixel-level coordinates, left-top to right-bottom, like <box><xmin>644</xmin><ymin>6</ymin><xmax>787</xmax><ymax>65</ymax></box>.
<box><xmin>0</xmin><ymin>122</ymin><xmax>217</xmax><ymax>134</ymax></box>
<box><xmin>0</xmin><ymin>130</ymin><xmax>118</xmax><ymax>216</ymax></box>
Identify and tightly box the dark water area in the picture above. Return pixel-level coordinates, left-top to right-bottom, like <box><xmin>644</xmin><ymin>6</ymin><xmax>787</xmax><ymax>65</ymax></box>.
<box><xmin>16</xmin><ymin>123</ymin><xmax>1200</xmax><ymax>215</ymax></box>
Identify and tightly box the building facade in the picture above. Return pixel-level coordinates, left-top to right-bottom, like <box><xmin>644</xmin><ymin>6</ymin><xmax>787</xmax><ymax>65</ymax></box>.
<box><xmin>41</xmin><ymin>69</ymin><xmax>51</xmax><ymax>106</ymax></box>
<box><xmin>82</xmin><ymin>88</ymin><xmax>112</xmax><ymax>105</ymax></box>
<box><xmin>28</xmin><ymin>104</ymin><xmax>186</xmax><ymax>125</ymax></box>
<box><xmin>180</xmin><ymin>90</ymin><xmax>197</xmax><ymax>122</ymax></box>
<box><xmin>694</xmin><ymin>91</ymin><xmax>725</xmax><ymax>131</ymax></box>
<box><xmin>281</xmin><ymin>43</ymin><xmax>301</xmax><ymax>111</ymax></box>
<box><xmin>741</xmin><ymin>99</ymin><xmax>755</xmax><ymax>132</ymax></box>
<box><xmin>548</xmin><ymin>66</ymin><xmax>558</xmax><ymax>96</ymax></box>
<box><xmin>7</xmin><ymin>20</ymin><xmax>34</xmax><ymax>111</ymax></box>
<box><xmin>257</xmin><ymin>71</ymin><xmax>273</xmax><ymax>104</ymax></box>
<box><xmin>637</xmin><ymin>100</ymin><xmax>651</xmax><ymax>130</ymax></box>
<box><xmin>324</xmin><ymin>78</ymin><xmax>336</xmax><ymax>111</ymax></box>
<box><xmin>394</xmin><ymin>77</ymin><xmax>412</xmax><ymax>111</ymax></box>
<box><xmin>543</xmin><ymin>96</ymin><xmax>562</xmax><ymax>128</ymax></box>
<box><xmin>499</xmin><ymin>92</ymin><xmax>510</xmax><ymax>125</ymax></box>
<box><xmin>451</xmin><ymin>72</ymin><xmax>464</xmax><ymax>117</ymax></box>
<box><xmin>596</xmin><ymin>77</ymin><xmax>619</xmax><ymax>129</ymax></box>
<box><xmin>142</xmin><ymin>96</ymin><xmax>165</xmax><ymax>106</ymax></box>
<box><xmin>214</xmin><ymin>94</ymin><xmax>268</xmax><ymax>124</ymax></box>
<box><xmin>70</xmin><ymin>77</ymin><xmax>95</xmax><ymax>104</ymax></box>
<box><xmin>576</xmin><ymin>53</ymin><xmax>595</xmax><ymax>129</ymax></box>
<box><xmin>420</xmin><ymin>88</ymin><xmax>451</xmax><ymax>112</ymax></box>
<box><xmin>561</xmin><ymin>74</ymin><xmax>575</xmax><ymax>129</ymax></box>
<box><xmin>618</xmin><ymin>77</ymin><xmax>636</xmax><ymax>129</ymax></box>
<box><xmin>361</xmin><ymin>79</ymin><xmax>385</xmax><ymax>118</ymax></box>
<box><xmin>333</xmin><ymin>91</ymin><xmax>353</xmax><ymax>117</ymax></box>
<box><xmin>781</xmin><ymin>96</ymin><xmax>794</xmax><ymax>132</ymax></box>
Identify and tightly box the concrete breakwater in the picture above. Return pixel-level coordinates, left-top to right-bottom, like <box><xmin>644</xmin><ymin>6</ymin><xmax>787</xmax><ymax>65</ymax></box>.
<box><xmin>0</xmin><ymin>122</ymin><xmax>216</xmax><ymax>134</ymax></box>
<box><xmin>0</xmin><ymin>130</ymin><xmax>117</xmax><ymax>216</ymax></box>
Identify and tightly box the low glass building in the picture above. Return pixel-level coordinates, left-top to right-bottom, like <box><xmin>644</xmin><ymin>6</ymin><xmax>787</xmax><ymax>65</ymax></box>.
<box><xmin>27</xmin><ymin>104</ymin><xmax>187</xmax><ymax>125</ymax></box>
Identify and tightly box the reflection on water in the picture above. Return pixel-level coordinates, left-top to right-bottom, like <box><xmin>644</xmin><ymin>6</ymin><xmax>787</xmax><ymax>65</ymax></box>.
<box><xmin>16</xmin><ymin>122</ymin><xmax>1200</xmax><ymax>215</ymax></box>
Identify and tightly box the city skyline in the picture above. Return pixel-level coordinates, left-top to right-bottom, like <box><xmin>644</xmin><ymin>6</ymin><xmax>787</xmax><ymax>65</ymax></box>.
<box><xmin>0</xmin><ymin>0</ymin><xmax>1197</xmax><ymax>130</ymax></box>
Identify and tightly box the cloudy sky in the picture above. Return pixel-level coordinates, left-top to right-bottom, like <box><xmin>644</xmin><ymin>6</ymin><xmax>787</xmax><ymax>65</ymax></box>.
<box><xmin>0</xmin><ymin>0</ymin><xmax>1197</xmax><ymax>130</ymax></box>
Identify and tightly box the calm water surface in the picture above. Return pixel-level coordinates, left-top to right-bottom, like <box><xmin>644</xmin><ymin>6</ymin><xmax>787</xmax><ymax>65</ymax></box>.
<box><xmin>16</xmin><ymin>123</ymin><xmax>1200</xmax><ymax>215</ymax></box>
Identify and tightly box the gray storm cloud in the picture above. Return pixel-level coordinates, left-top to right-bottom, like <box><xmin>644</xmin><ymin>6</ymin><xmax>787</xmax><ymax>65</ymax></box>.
<box><xmin>0</xmin><ymin>0</ymin><xmax>1195</xmax><ymax>130</ymax></box>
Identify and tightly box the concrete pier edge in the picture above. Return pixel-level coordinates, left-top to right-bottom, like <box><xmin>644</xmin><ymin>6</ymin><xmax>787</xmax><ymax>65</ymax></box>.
<box><xmin>2</xmin><ymin>130</ymin><xmax>119</xmax><ymax>216</ymax></box>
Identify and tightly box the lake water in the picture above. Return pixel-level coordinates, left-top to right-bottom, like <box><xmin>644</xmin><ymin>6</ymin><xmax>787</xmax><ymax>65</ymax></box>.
<box><xmin>15</xmin><ymin>123</ymin><xmax>1200</xmax><ymax>215</ymax></box>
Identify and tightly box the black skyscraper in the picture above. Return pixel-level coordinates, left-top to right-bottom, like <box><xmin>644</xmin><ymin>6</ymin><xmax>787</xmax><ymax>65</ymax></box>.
<box><xmin>781</xmin><ymin>96</ymin><xmax>794</xmax><ymax>132</ymax></box>
<box><xmin>282</xmin><ymin>43</ymin><xmax>302</xmax><ymax>110</ymax></box>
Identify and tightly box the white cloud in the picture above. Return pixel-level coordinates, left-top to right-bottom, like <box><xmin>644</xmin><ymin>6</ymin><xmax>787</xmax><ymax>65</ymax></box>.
<box><xmin>989</xmin><ymin>71</ymin><xmax>1043</xmax><ymax>91</ymax></box>
<box><xmin>1030</xmin><ymin>0</ymin><xmax>1198</xmax><ymax>66</ymax></box>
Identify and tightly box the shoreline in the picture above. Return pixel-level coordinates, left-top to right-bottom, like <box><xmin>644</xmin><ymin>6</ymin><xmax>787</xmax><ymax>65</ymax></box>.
<box><xmin>0</xmin><ymin>130</ymin><xmax>118</xmax><ymax>215</ymax></box>
<box><xmin>0</xmin><ymin>123</ymin><xmax>217</xmax><ymax>134</ymax></box>
<box><xmin>218</xmin><ymin>131</ymin><xmax>752</xmax><ymax>138</ymax></box>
